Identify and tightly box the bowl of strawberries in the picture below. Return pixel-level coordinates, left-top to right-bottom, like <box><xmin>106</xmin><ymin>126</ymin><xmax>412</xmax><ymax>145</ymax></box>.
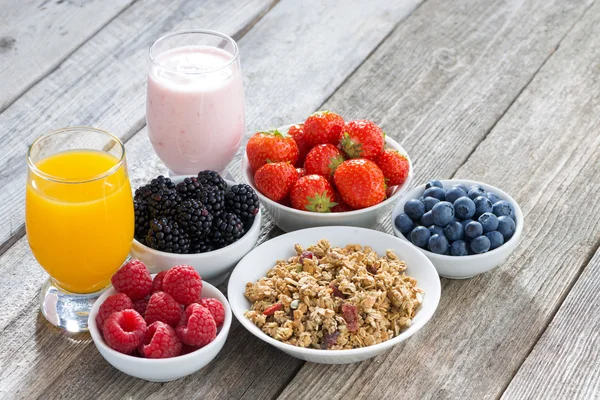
<box><xmin>242</xmin><ymin>111</ymin><xmax>413</xmax><ymax>231</ymax></box>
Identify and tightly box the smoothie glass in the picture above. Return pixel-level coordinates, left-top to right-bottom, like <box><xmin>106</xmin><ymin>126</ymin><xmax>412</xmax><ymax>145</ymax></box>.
<box><xmin>147</xmin><ymin>29</ymin><xmax>245</xmax><ymax>176</ymax></box>
<box><xmin>26</xmin><ymin>127</ymin><xmax>134</xmax><ymax>332</ymax></box>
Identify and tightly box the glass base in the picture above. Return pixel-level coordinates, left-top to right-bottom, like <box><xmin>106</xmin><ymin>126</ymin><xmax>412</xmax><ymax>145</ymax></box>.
<box><xmin>40</xmin><ymin>278</ymin><xmax>108</xmax><ymax>332</ymax></box>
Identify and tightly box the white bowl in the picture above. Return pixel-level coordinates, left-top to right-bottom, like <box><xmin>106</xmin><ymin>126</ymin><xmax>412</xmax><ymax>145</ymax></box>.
<box><xmin>88</xmin><ymin>279</ymin><xmax>232</xmax><ymax>382</ymax></box>
<box><xmin>131</xmin><ymin>178</ymin><xmax>261</xmax><ymax>286</ymax></box>
<box><xmin>391</xmin><ymin>179</ymin><xmax>523</xmax><ymax>279</ymax></box>
<box><xmin>228</xmin><ymin>226</ymin><xmax>440</xmax><ymax>364</ymax></box>
<box><xmin>241</xmin><ymin>124</ymin><xmax>413</xmax><ymax>232</ymax></box>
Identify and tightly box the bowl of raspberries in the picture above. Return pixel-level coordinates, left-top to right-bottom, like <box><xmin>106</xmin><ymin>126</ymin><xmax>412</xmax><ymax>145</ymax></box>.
<box><xmin>131</xmin><ymin>170</ymin><xmax>261</xmax><ymax>285</ymax></box>
<box><xmin>241</xmin><ymin>111</ymin><xmax>412</xmax><ymax>232</ymax></box>
<box><xmin>391</xmin><ymin>179</ymin><xmax>523</xmax><ymax>279</ymax></box>
<box><xmin>88</xmin><ymin>260</ymin><xmax>231</xmax><ymax>382</ymax></box>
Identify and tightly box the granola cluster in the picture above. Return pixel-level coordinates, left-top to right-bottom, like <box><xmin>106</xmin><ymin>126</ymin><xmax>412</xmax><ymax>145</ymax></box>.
<box><xmin>244</xmin><ymin>239</ymin><xmax>423</xmax><ymax>350</ymax></box>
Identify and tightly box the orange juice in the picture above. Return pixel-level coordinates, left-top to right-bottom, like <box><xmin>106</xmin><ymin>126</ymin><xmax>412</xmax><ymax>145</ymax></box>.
<box><xmin>26</xmin><ymin>150</ymin><xmax>134</xmax><ymax>293</ymax></box>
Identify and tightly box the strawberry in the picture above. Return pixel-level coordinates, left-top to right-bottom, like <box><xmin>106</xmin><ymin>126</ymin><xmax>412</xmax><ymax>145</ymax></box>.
<box><xmin>290</xmin><ymin>175</ymin><xmax>337</xmax><ymax>213</ymax></box>
<box><xmin>246</xmin><ymin>130</ymin><xmax>299</xmax><ymax>172</ymax></box>
<box><xmin>296</xmin><ymin>167</ymin><xmax>307</xmax><ymax>178</ymax></box>
<box><xmin>375</xmin><ymin>148</ymin><xmax>410</xmax><ymax>186</ymax></box>
<box><xmin>254</xmin><ymin>162</ymin><xmax>299</xmax><ymax>202</ymax></box>
<box><xmin>304</xmin><ymin>144</ymin><xmax>345</xmax><ymax>179</ymax></box>
<box><xmin>303</xmin><ymin>111</ymin><xmax>345</xmax><ymax>147</ymax></box>
<box><xmin>287</xmin><ymin>124</ymin><xmax>310</xmax><ymax>167</ymax></box>
<box><xmin>333</xmin><ymin>159</ymin><xmax>386</xmax><ymax>209</ymax></box>
<box><xmin>340</xmin><ymin>120</ymin><xmax>385</xmax><ymax>160</ymax></box>
<box><xmin>332</xmin><ymin>200</ymin><xmax>354</xmax><ymax>213</ymax></box>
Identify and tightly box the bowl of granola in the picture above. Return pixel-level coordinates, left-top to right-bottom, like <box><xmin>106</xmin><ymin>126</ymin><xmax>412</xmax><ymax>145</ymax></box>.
<box><xmin>227</xmin><ymin>226</ymin><xmax>441</xmax><ymax>364</ymax></box>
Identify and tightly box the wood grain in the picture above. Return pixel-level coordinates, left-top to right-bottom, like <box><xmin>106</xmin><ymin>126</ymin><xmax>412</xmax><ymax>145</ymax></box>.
<box><xmin>500</xmin><ymin>250</ymin><xmax>600</xmax><ymax>399</ymax></box>
<box><xmin>279</xmin><ymin>0</ymin><xmax>600</xmax><ymax>399</ymax></box>
<box><xmin>0</xmin><ymin>0</ymin><xmax>135</xmax><ymax>112</ymax></box>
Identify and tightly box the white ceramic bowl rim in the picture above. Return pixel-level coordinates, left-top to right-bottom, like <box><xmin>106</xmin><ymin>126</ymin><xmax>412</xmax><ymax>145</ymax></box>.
<box><xmin>393</xmin><ymin>179</ymin><xmax>524</xmax><ymax>260</ymax></box>
<box><xmin>243</xmin><ymin>124</ymin><xmax>413</xmax><ymax>217</ymax></box>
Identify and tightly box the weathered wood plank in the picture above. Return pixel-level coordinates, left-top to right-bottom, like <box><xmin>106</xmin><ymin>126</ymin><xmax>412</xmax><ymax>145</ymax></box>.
<box><xmin>500</xmin><ymin>249</ymin><xmax>600</xmax><ymax>399</ymax></box>
<box><xmin>279</xmin><ymin>0</ymin><xmax>600</xmax><ymax>399</ymax></box>
<box><xmin>0</xmin><ymin>0</ymin><xmax>135</xmax><ymax>112</ymax></box>
<box><xmin>0</xmin><ymin>0</ymin><xmax>425</xmax><ymax>397</ymax></box>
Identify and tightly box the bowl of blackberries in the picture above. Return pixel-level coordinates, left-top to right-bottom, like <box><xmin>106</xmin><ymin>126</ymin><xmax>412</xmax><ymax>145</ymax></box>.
<box><xmin>391</xmin><ymin>179</ymin><xmax>523</xmax><ymax>279</ymax></box>
<box><xmin>131</xmin><ymin>171</ymin><xmax>262</xmax><ymax>285</ymax></box>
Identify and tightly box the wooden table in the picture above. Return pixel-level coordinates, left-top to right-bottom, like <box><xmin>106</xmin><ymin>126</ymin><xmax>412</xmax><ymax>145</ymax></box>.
<box><xmin>1</xmin><ymin>0</ymin><xmax>599</xmax><ymax>398</ymax></box>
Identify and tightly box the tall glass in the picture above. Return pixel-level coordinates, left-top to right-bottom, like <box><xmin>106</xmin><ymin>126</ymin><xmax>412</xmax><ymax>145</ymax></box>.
<box><xmin>26</xmin><ymin>127</ymin><xmax>134</xmax><ymax>332</ymax></box>
<box><xmin>147</xmin><ymin>29</ymin><xmax>245</xmax><ymax>176</ymax></box>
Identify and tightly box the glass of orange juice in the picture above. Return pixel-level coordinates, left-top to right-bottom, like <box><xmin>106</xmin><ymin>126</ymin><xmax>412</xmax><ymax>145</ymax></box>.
<box><xmin>26</xmin><ymin>127</ymin><xmax>134</xmax><ymax>332</ymax></box>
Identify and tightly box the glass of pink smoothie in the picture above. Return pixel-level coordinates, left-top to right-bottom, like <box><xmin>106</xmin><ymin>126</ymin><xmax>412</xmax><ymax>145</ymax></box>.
<box><xmin>147</xmin><ymin>30</ymin><xmax>245</xmax><ymax>175</ymax></box>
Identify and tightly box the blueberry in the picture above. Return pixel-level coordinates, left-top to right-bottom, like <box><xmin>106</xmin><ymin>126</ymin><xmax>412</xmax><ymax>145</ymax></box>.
<box><xmin>423</xmin><ymin>196</ymin><xmax>440</xmax><ymax>211</ymax></box>
<box><xmin>394</xmin><ymin>213</ymin><xmax>414</xmax><ymax>234</ymax></box>
<box><xmin>423</xmin><ymin>186</ymin><xmax>445</xmax><ymax>201</ymax></box>
<box><xmin>431</xmin><ymin>201</ymin><xmax>454</xmax><ymax>226</ymax></box>
<box><xmin>444</xmin><ymin>221</ymin><xmax>464</xmax><ymax>242</ymax></box>
<box><xmin>425</xmin><ymin>180</ymin><xmax>443</xmax><ymax>189</ymax></box>
<box><xmin>464</xmin><ymin>221</ymin><xmax>483</xmax><ymax>239</ymax></box>
<box><xmin>492</xmin><ymin>200</ymin><xmax>515</xmax><ymax>219</ymax></box>
<box><xmin>460</xmin><ymin>218</ymin><xmax>474</xmax><ymax>228</ymax></box>
<box><xmin>420</xmin><ymin>211</ymin><xmax>434</xmax><ymax>227</ymax></box>
<box><xmin>428</xmin><ymin>225</ymin><xmax>445</xmax><ymax>237</ymax></box>
<box><xmin>410</xmin><ymin>226</ymin><xmax>431</xmax><ymax>248</ymax></box>
<box><xmin>470</xmin><ymin>236</ymin><xmax>491</xmax><ymax>254</ymax></box>
<box><xmin>450</xmin><ymin>240</ymin><xmax>468</xmax><ymax>256</ymax></box>
<box><xmin>497</xmin><ymin>216</ymin><xmax>516</xmax><ymax>240</ymax></box>
<box><xmin>473</xmin><ymin>196</ymin><xmax>493</xmax><ymax>217</ymax></box>
<box><xmin>445</xmin><ymin>186</ymin><xmax>467</xmax><ymax>204</ymax></box>
<box><xmin>468</xmin><ymin>185</ymin><xmax>485</xmax><ymax>200</ymax></box>
<box><xmin>478</xmin><ymin>212</ymin><xmax>499</xmax><ymax>232</ymax></box>
<box><xmin>485</xmin><ymin>231</ymin><xmax>504</xmax><ymax>250</ymax></box>
<box><xmin>485</xmin><ymin>192</ymin><xmax>500</xmax><ymax>204</ymax></box>
<box><xmin>452</xmin><ymin>184</ymin><xmax>469</xmax><ymax>194</ymax></box>
<box><xmin>454</xmin><ymin>196</ymin><xmax>476</xmax><ymax>219</ymax></box>
<box><xmin>428</xmin><ymin>234</ymin><xmax>449</xmax><ymax>254</ymax></box>
<box><xmin>404</xmin><ymin>199</ymin><xmax>425</xmax><ymax>221</ymax></box>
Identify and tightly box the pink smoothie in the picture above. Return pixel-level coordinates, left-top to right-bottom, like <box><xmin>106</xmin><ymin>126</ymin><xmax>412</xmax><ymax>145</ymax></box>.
<box><xmin>146</xmin><ymin>45</ymin><xmax>245</xmax><ymax>175</ymax></box>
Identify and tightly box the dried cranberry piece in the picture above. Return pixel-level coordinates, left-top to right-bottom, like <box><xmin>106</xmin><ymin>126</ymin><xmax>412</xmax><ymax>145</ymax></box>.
<box><xmin>366</xmin><ymin>265</ymin><xmax>377</xmax><ymax>274</ymax></box>
<box><xmin>299</xmin><ymin>251</ymin><xmax>315</xmax><ymax>264</ymax></box>
<box><xmin>342</xmin><ymin>303</ymin><xmax>359</xmax><ymax>332</ymax></box>
<box><xmin>329</xmin><ymin>282</ymin><xmax>347</xmax><ymax>299</ymax></box>
<box><xmin>263</xmin><ymin>303</ymin><xmax>282</xmax><ymax>316</ymax></box>
<box><xmin>321</xmin><ymin>331</ymin><xmax>340</xmax><ymax>349</ymax></box>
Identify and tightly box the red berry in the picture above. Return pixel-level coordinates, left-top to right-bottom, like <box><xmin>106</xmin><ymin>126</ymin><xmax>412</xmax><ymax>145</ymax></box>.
<box><xmin>181</xmin><ymin>344</ymin><xmax>200</xmax><ymax>355</ymax></box>
<box><xmin>138</xmin><ymin>321</ymin><xmax>182</xmax><ymax>359</ymax></box>
<box><xmin>290</xmin><ymin>175</ymin><xmax>337</xmax><ymax>213</ymax></box>
<box><xmin>144</xmin><ymin>291</ymin><xmax>183</xmax><ymax>327</ymax></box>
<box><xmin>340</xmin><ymin>120</ymin><xmax>385</xmax><ymax>160</ymax></box>
<box><xmin>102</xmin><ymin>309</ymin><xmax>147</xmax><ymax>354</ymax></box>
<box><xmin>111</xmin><ymin>259</ymin><xmax>152</xmax><ymax>301</ymax></box>
<box><xmin>95</xmin><ymin>293</ymin><xmax>133</xmax><ymax>331</ymax></box>
<box><xmin>254</xmin><ymin>162</ymin><xmax>299</xmax><ymax>202</ymax></box>
<box><xmin>296</xmin><ymin>167</ymin><xmax>307</xmax><ymax>178</ymax></box>
<box><xmin>375</xmin><ymin>149</ymin><xmax>410</xmax><ymax>186</ymax></box>
<box><xmin>304</xmin><ymin>111</ymin><xmax>345</xmax><ymax>147</ymax></box>
<box><xmin>288</xmin><ymin>124</ymin><xmax>310</xmax><ymax>167</ymax></box>
<box><xmin>263</xmin><ymin>303</ymin><xmax>282</xmax><ymax>316</ymax></box>
<box><xmin>332</xmin><ymin>200</ymin><xmax>355</xmax><ymax>213</ymax></box>
<box><xmin>152</xmin><ymin>270</ymin><xmax>167</xmax><ymax>293</ymax></box>
<box><xmin>304</xmin><ymin>144</ymin><xmax>345</xmax><ymax>178</ymax></box>
<box><xmin>334</xmin><ymin>159</ymin><xmax>386</xmax><ymax>209</ymax></box>
<box><xmin>246</xmin><ymin>129</ymin><xmax>299</xmax><ymax>173</ymax></box>
<box><xmin>198</xmin><ymin>298</ymin><xmax>226</xmax><ymax>327</ymax></box>
<box><xmin>133</xmin><ymin>297</ymin><xmax>149</xmax><ymax>316</ymax></box>
<box><xmin>162</xmin><ymin>265</ymin><xmax>203</xmax><ymax>306</ymax></box>
<box><xmin>342</xmin><ymin>303</ymin><xmax>359</xmax><ymax>332</ymax></box>
<box><xmin>176</xmin><ymin>304</ymin><xmax>217</xmax><ymax>347</ymax></box>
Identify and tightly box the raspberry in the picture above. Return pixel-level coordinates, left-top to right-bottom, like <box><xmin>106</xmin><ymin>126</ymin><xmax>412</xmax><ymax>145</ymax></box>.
<box><xmin>138</xmin><ymin>321</ymin><xmax>182</xmax><ymax>359</ymax></box>
<box><xmin>176</xmin><ymin>303</ymin><xmax>216</xmax><ymax>347</ymax></box>
<box><xmin>152</xmin><ymin>270</ymin><xmax>167</xmax><ymax>293</ymax></box>
<box><xmin>95</xmin><ymin>293</ymin><xmax>133</xmax><ymax>331</ymax></box>
<box><xmin>133</xmin><ymin>297</ymin><xmax>149</xmax><ymax>316</ymax></box>
<box><xmin>162</xmin><ymin>265</ymin><xmax>203</xmax><ymax>306</ymax></box>
<box><xmin>102</xmin><ymin>309</ymin><xmax>147</xmax><ymax>354</ymax></box>
<box><xmin>199</xmin><ymin>298</ymin><xmax>225</xmax><ymax>327</ymax></box>
<box><xmin>181</xmin><ymin>344</ymin><xmax>200</xmax><ymax>355</ymax></box>
<box><xmin>144</xmin><ymin>291</ymin><xmax>182</xmax><ymax>328</ymax></box>
<box><xmin>111</xmin><ymin>259</ymin><xmax>152</xmax><ymax>300</ymax></box>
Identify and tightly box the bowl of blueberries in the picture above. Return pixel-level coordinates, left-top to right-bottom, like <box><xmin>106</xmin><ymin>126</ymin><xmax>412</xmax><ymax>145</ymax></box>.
<box><xmin>391</xmin><ymin>179</ymin><xmax>523</xmax><ymax>279</ymax></box>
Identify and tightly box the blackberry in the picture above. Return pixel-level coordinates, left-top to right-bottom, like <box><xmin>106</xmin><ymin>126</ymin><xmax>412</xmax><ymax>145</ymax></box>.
<box><xmin>197</xmin><ymin>185</ymin><xmax>225</xmax><ymax>217</ymax></box>
<box><xmin>175</xmin><ymin>199</ymin><xmax>213</xmax><ymax>238</ymax></box>
<box><xmin>225</xmin><ymin>183</ymin><xmax>259</xmax><ymax>222</ymax></box>
<box><xmin>191</xmin><ymin>238</ymin><xmax>215</xmax><ymax>254</ymax></box>
<box><xmin>210</xmin><ymin>212</ymin><xmax>244</xmax><ymax>248</ymax></box>
<box><xmin>197</xmin><ymin>170</ymin><xmax>227</xmax><ymax>191</ymax></box>
<box><xmin>134</xmin><ymin>200</ymin><xmax>150</xmax><ymax>243</ymax></box>
<box><xmin>134</xmin><ymin>175</ymin><xmax>175</xmax><ymax>202</ymax></box>
<box><xmin>146</xmin><ymin>218</ymin><xmax>190</xmax><ymax>254</ymax></box>
<box><xmin>147</xmin><ymin>189</ymin><xmax>181</xmax><ymax>218</ymax></box>
<box><xmin>175</xmin><ymin>177</ymin><xmax>202</xmax><ymax>200</ymax></box>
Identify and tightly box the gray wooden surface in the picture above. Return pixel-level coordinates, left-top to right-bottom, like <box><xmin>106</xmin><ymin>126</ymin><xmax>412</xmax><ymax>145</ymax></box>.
<box><xmin>1</xmin><ymin>0</ymin><xmax>599</xmax><ymax>399</ymax></box>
